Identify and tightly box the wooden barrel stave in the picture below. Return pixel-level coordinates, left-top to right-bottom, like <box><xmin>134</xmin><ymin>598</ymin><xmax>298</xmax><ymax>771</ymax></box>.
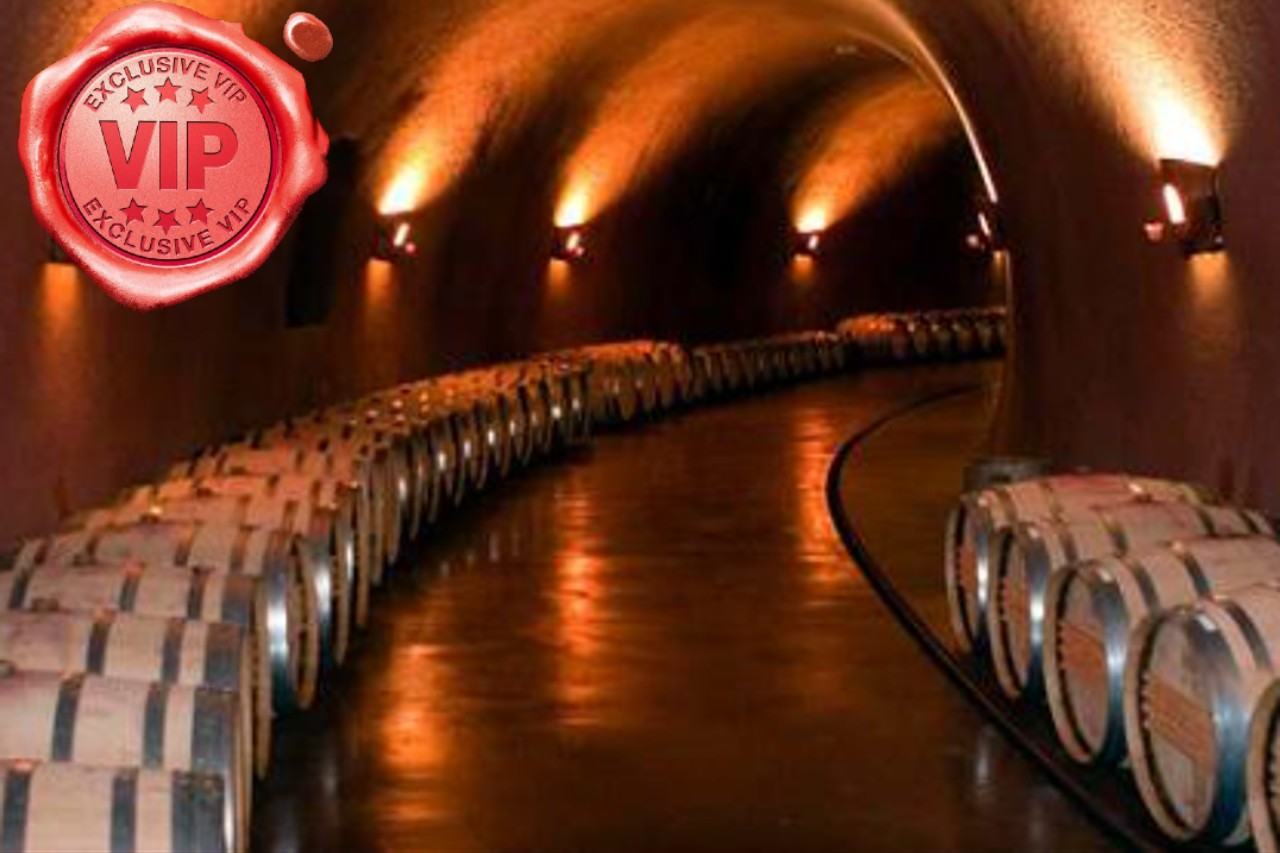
<box><xmin>10</xmin><ymin>523</ymin><xmax>318</xmax><ymax>716</ymax></box>
<box><xmin>945</xmin><ymin>474</ymin><xmax>1208</xmax><ymax>652</ymax></box>
<box><xmin>0</xmin><ymin>671</ymin><xmax>247</xmax><ymax>853</ymax></box>
<box><xmin>989</xmin><ymin>502</ymin><xmax>1268</xmax><ymax>699</ymax></box>
<box><xmin>1042</xmin><ymin>536</ymin><xmax>1280</xmax><ymax>768</ymax></box>
<box><xmin>1124</xmin><ymin>583</ymin><xmax>1280</xmax><ymax>845</ymax></box>
<box><xmin>0</xmin><ymin>761</ymin><xmax>228</xmax><ymax>853</ymax></box>
<box><xmin>0</xmin><ymin>563</ymin><xmax>275</xmax><ymax>778</ymax></box>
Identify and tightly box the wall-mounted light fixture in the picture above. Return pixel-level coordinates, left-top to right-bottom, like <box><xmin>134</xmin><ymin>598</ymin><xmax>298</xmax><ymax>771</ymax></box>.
<box><xmin>966</xmin><ymin>197</ymin><xmax>1005</xmax><ymax>254</ymax></box>
<box><xmin>48</xmin><ymin>234</ymin><xmax>72</xmax><ymax>264</ymax></box>
<box><xmin>372</xmin><ymin>216</ymin><xmax>418</xmax><ymax>262</ymax></box>
<box><xmin>793</xmin><ymin>229</ymin><xmax>823</xmax><ymax>259</ymax></box>
<box><xmin>552</xmin><ymin>225</ymin><xmax>588</xmax><ymax>262</ymax></box>
<box><xmin>1144</xmin><ymin>159</ymin><xmax>1224</xmax><ymax>255</ymax></box>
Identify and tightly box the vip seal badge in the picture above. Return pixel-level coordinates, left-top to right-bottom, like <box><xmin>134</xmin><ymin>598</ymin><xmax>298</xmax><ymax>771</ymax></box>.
<box><xmin>19</xmin><ymin>2</ymin><xmax>329</xmax><ymax>309</ymax></box>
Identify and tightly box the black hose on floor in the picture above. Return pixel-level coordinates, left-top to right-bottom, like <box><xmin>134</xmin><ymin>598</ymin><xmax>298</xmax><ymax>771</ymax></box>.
<box><xmin>824</xmin><ymin>385</ymin><xmax>1200</xmax><ymax>853</ymax></box>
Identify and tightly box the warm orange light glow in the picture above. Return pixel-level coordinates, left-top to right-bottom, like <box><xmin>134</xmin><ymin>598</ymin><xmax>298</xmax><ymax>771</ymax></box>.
<box><xmin>379</xmin><ymin>167</ymin><xmax>429</xmax><ymax>216</ymax></box>
<box><xmin>791</xmin><ymin>73</ymin><xmax>960</xmax><ymax>229</ymax></box>
<box><xmin>555</xmin><ymin>191</ymin><xmax>591</xmax><ymax>229</ymax></box>
<box><xmin>791</xmin><ymin>255</ymin><xmax>818</xmax><ymax>287</ymax></box>
<box><xmin>1162</xmin><ymin>183</ymin><xmax>1188</xmax><ymax>226</ymax></box>
<box><xmin>372</xmin><ymin>0</ymin><xmax>664</xmax><ymax>216</ymax></box>
<box><xmin>1039</xmin><ymin>1</ymin><xmax>1233</xmax><ymax>163</ymax></box>
<box><xmin>38</xmin><ymin>264</ymin><xmax>84</xmax><ymax>341</ymax></box>
<box><xmin>796</xmin><ymin>209</ymin><xmax>828</xmax><ymax>234</ymax></box>
<box><xmin>553</xmin><ymin>549</ymin><xmax>606</xmax><ymax>725</ymax></box>
<box><xmin>24</xmin><ymin>1</ymin><xmax>276</xmax><ymax>67</ymax></box>
<box><xmin>560</xmin><ymin>7</ymin><xmax>846</xmax><ymax>222</ymax></box>
<box><xmin>1151</xmin><ymin>96</ymin><xmax>1219</xmax><ymax>165</ymax></box>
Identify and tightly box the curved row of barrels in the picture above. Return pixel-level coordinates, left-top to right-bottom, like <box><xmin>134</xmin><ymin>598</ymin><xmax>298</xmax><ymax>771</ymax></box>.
<box><xmin>944</xmin><ymin>464</ymin><xmax>1280</xmax><ymax>849</ymax></box>
<box><xmin>0</xmin><ymin>331</ymin><xmax>853</xmax><ymax>852</ymax></box>
<box><xmin>838</xmin><ymin>307</ymin><xmax>1007</xmax><ymax>365</ymax></box>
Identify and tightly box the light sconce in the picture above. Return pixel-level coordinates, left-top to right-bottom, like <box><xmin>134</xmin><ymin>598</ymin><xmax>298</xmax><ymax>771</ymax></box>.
<box><xmin>1144</xmin><ymin>159</ymin><xmax>1224</xmax><ymax>255</ymax></box>
<box><xmin>552</xmin><ymin>225</ymin><xmax>588</xmax><ymax>263</ymax></box>
<box><xmin>48</xmin><ymin>234</ymin><xmax>72</xmax><ymax>264</ymax></box>
<box><xmin>966</xmin><ymin>197</ymin><xmax>1004</xmax><ymax>254</ymax></box>
<box><xmin>372</xmin><ymin>216</ymin><xmax>418</xmax><ymax>262</ymax></box>
<box><xmin>793</xmin><ymin>229</ymin><xmax>823</xmax><ymax>259</ymax></box>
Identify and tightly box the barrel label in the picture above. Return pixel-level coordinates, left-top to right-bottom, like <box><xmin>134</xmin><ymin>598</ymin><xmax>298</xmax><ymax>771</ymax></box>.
<box><xmin>1144</xmin><ymin>676</ymin><xmax>1216</xmax><ymax>771</ymax></box>
<box><xmin>1060</xmin><ymin>620</ymin><xmax>1108</xmax><ymax>689</ymax></box>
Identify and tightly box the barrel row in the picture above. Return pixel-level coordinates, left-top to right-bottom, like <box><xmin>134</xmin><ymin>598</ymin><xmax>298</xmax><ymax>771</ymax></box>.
<box><xmin>687</xmin><ymin>332</ymin><xmax>850</xmax><ymax>401</ymax></box>
<box><xmin>838</xmin><ymin>307</ymin><xmax>1007</xmax><ymax>365</ymax></box>
<box><xmin>0</xmin><ymin>332</ymin><xmax>854</xmax><ymax>852</ymax></box>
<box><xmin>942</xmin><ymin>464</ymin><xmax>1280</xmax><ymax>849</ymax></box>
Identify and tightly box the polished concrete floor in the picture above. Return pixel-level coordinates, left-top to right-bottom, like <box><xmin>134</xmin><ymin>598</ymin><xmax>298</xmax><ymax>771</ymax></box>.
<box><xmin>252</xmin><ymin>364</ymin><xmax>1115</xmax><ymax>853</ymax></box>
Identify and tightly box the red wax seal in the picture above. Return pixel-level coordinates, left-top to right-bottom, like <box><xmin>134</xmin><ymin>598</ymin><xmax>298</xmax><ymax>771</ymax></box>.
<box><xmin>19</xmin><ymin>2</ymin><xmax>329</xmax><ymax>309</ymax></box>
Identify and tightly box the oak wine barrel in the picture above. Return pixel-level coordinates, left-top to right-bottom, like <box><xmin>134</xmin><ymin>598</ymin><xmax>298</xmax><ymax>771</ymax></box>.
<box><xmin>945</xmin><ymin>474</ymin><xmax>1207</xmax><ymax>652</ymax></box>
<box><xmin>10</xmin><ymin>522</ymin><xmax>320</xmax><ymax>714</ymax></box>
<box><xmin>1041</xmin><ymin>535</ymin><xmax>1280</xmax><ymax>768</ymax></box>
<box><xmin>1247</xmin><ymin>679</ymin><xmax>1280</xmax><ymax>853</ymax></box>
<box><xmin>987</xmin><ymin>502</ymin><xmax>1268</xmax><ymax>699</ymax></box>
<box><xmin>0</xmin><ymin>670</ymin><xmax>247</xmax><ymax>853</ymax></box>
<box><xmin>0</xmin><ymin>761</ymin><xmax>227</xmax><ymax>853</ymax></box>
<box><xmin>0</xmin><ymin>562</ymin><xmax>272</xmax><ymax>776</ymax></box>
<box><xmin>1124</xmin><ymin>583</ymin><xmax>1280</xmax><ymax>845</ymax></box>
<box><xmin>74</xmin><ymin>488</ymin><xmax>349</xmax><ymax>671</ymax></box>
<box><xmin>0</xmin><ymin>610</ymin><xmax>254</xmax><ymax>770</ymax></box>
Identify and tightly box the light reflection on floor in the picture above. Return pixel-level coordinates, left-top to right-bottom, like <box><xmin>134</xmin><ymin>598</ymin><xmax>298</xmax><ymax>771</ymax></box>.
<box><xmin>252</xmin><ymin>364</ymin><xmax>1116</xmax><ymax>853</ymax></box>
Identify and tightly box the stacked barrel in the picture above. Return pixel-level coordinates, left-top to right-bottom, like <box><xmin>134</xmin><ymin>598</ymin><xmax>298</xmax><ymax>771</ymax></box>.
<box><xmin>0</xmin><ymin>331</ymin><xmax>856</xmax><ymax>852</ymax></box>
<box><xmin>838</xmin><ymin>307</ymin><xmax>1007</xmax><ymax>365</ymax></box>
<box><xmin>945</xmin><ymin>467</ymin><xmax>1280</xmax><ymax>849</ymax></box>
<box><xmin>687</xmin><ymin>332</ymin><xmax>848</xmax><ymax>400</ymax></box>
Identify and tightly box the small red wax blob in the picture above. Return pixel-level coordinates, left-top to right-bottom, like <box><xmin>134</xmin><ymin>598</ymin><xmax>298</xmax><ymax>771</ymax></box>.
<box><xmin>284</xmin><ymin>12</ymin><xmax>333</xmax><ymax>62</ymax></box>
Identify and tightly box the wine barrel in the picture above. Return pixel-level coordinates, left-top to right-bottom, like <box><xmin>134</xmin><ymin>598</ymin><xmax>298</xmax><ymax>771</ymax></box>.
<box><xmin>665</xmin><ymin>344</ymin><xmax>697</xmax><ymax>404</ymax></box>
<box><xmin>499</xmin><ymin>382</ymin><xmax>536</xmax><ymax>468</ymax></box>
<box><xmin>75</xmin><ymin>486</ymin><xmax>350</xmax><ymax>670</ymax></box>
<box><xmin>11</xmin><ymin>522</ymin><xmax>320</xmax><ymax>714</ymax></box>
<box><xmin>131</xmin><ymin>475</ymin><xmax>355</xmax><ymax>663</ymax></box>
<box><xmin>0</xmin><ymin>611</ymin><xmax>254</xmax><ymax>778</ymax></box>
<box><xmin>961</xmin><ymin>456</ymin><xmax>1051</xmax><ymax>493</ymax></box>
<box><xmin>1124</xmin><ymin>583</ymin><xmax>1280</xmax><ymax>845</ymax></box>
<box><xmin>444</xmin><ymin>401</ymin><xmax>490</xmax><ymax>495</ymax></box>
<box><xmin>631</xmin><ymin>354</ymin><xmax>661</xmax><ymax>416</ymax></box>
<box><xmin>513</xmin><ymin>374</ymin><xmax>555</xmax><ymax>457</ymax></box>
<box><xmin>281</xmin><ymin>409</ymin><xmax>429</xmax><ymax>542</ymax></box>
<box><xmin>945</xmin><ymin>474</ymin><xmax>1207</xmax><ymax>652</ymax></box>
<box><xmin>0</xmin><ymin>671</ymin><xmax>247</xmax><ymax>853</ymax></box>
<box><xmin>385</xmin><ymin>391</ymin><xmax>460</xmax><ymax>520</ymax></box>
<box><xmin>972</xmin><ymin>315</ymin><xmax>998</xmax><ymax>355</ymax></box>
<box><xmin>952</xmin><ymin>317</ymin><xmax>978</xmax><ymax>358</ymax></box>
<box><xmin>1041</xmin><ymin>536</ymin><xmax>1280</xmax><ymax>769</ymax></box>
<box><xmin>1247</xmin><ymin>679</ymin><xmax>1280</xmax><ymax>853</ymax></box>
<box><xmin>380</xmin><ymin>388</ymin><xmax>466</xmax><ymax>517</ymax></box>
<box><xmin>179</xmin><ymin>443</ymin><xmax>385</xmax><ymax>613</ymax></box>
<box><xmin>472</xmin><ymin>391</ymin><xmax>516</xmax><ymax>480</ymax></box>
<box><xmin>563</xmin><ymin>366</ymin><xmax>592</xmax><ymax>444</ymax></box>
<box><xmin>647</xmin><ymin>348</ymin><xmax>679</xmax><ymax>411</ymax></box>
<box><xmin>907</xmin><ymin>320</ymin><xmax>933</xmax><ymax>361</ymax></box>
<box><xmin>988</xmin><ymin>502</ymin><xmax>1268</xmax><ymax>699</ymax></box>
<box><xmin>0</xmin><ymin>762</ymin><xmax>227</xmax><ymax>853</ymax></box>
<box><xmin>691</xmin><ymin>348</ymin><xmax>724</xmax><ymax>399</ymax></box>
<box><xmin>0</xmin><ymin>563</ymin><xmax>272</xmax><ymax>776</ymax></box>
<box><xmin>270</xmin><ymin>434</ymin><xmax>405</xmax><ymax>571</ymax></box>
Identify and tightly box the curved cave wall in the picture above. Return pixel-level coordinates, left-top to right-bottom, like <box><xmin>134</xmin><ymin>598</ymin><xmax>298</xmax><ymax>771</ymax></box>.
<box><xmin>7</xmin><ymin>0</ymin><xmax>1280</xmax><ymax>541</ymax></box>
<box><xmin>0</xmin><ymin>3</ymin><xmax>988</xmax><ymax>542</ymax></box>
<box><xmin>876</xmin><ymin>0</ymin><xmax>1280</xmax><ymax>506</ymax></box>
